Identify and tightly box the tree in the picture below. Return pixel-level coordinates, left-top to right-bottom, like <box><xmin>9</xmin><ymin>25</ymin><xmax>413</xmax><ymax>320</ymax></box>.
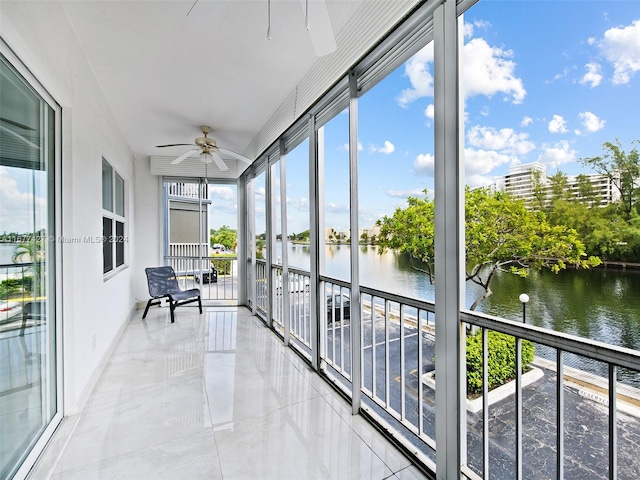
<box><xmin>210</xmin><ymin>225</ymin><xmax>237</xmax><ymax>251</ymax></box>
<box><xmin>580</xmin><ymin>139</ymin><xmax>640</xmax><ymax>216</ymax></box>
<box><xmin>530</xmin><ymin>169</ymin><xmax>547</xmax><ymax>211</ymax></box>
<box><xmin>377</xmin><ymin>195</ymin><xmax>435</xmax><ymax>282</ymax></box>
<box><xmin>12</xmin><ymin>238</ymin><xmax>46</xmax><ymax>297</ymax></box>
<box><xmin>548</xmin><ymin>170</ymin><xmax>570</xmax><ymax>204</ymax></box>
<box><xmin>576</xmin><ymin>174</ymin><xmax>598</xmax><ymax>208</ymax></box>
<box><xmin>377</xmin><ymin>188</ymin><xmax>601</xmax><ymax>310</ymax></box>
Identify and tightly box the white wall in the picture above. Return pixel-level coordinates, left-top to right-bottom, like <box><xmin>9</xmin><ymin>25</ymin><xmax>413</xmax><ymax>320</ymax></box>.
<box><xmin>133</xmin><ymin>156</ymin><xmax>162</xmax><ymax>302</ymax></box>
<box><xmin>1</xmin><ymin>2</ymin><xmax>140</xmax><ymax>413</ymax></box>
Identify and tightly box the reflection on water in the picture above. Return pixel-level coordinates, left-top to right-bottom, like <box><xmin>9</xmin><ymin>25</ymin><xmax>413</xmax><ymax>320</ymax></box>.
<box><xmin>279</xmin><ymin>241</ymin><xmax>640</xmax><ymax>384</ymax></box>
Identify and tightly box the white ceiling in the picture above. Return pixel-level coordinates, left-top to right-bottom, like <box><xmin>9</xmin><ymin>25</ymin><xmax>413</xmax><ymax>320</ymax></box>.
<box><xmin>59</xmin><ymin>0</ymin><xmax>371</xmax><ymax>172</ymax></box>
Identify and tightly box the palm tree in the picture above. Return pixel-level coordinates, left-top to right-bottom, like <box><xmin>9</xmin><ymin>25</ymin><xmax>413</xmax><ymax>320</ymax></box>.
<box><xmin>12</xmin><ymin>238</ymin><xmax>46</xmax><ymax>297</ymax></box>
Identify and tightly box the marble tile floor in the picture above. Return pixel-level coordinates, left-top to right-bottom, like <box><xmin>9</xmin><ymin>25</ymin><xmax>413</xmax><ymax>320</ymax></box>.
<box><xmin>28</xmin><ymin>306</ymin><xmax>427</xmax><ymax>480</ymax></box>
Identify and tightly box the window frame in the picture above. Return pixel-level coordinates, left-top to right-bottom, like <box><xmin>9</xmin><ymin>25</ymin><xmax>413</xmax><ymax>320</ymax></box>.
<box><xmin>102</xmin><ymin>157</ymin><xmax>126</xmax><ymax>276</ymax></box>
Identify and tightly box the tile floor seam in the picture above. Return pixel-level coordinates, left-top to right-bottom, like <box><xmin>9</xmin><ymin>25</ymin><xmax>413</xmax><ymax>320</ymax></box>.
<box><xmin>52</xmin><ymin>427</ymin><xmax>214</xmax><ymax>476</ymax></box>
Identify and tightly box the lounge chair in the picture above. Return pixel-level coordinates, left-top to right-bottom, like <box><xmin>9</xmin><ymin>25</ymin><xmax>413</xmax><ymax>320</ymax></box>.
<box><xmin>143</xmin><ymin>266</ymin><xmax>202</xmax><ymax>323</ymax></box>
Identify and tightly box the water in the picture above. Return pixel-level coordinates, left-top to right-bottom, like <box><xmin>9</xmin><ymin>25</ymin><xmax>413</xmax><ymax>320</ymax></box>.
<box><xmin>0</xmin><ymin>244</ymin><xmax>17</xmax><ymax>265</ymax></box>
<box><xmin>279</xmin><ymin>241</ymin><xmax>640</xmax><ymax>384</ymax></box>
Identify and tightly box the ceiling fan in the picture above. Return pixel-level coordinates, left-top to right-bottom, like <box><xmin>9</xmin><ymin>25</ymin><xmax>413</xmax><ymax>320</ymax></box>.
<box><xmin>155</xmin><ymin>126</ymin><xmax>252</xmax><ymax>172</ymax></box>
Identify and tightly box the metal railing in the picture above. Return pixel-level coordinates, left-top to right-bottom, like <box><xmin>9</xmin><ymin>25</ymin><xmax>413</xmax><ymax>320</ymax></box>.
<box><xmin>255</xmin><ymin>259</ymin><xmax>267</xmax><ymax>314</ymax></box>
<box><xmin>270</xmin><ymin>265</ymin><xmax>311</xmax><ymax>355</ymax></box>
<box><xmin>167</xmin><ymin>182</ymin><xmax>209</xmax><ymax>199</ymax></box>
<box><xmin>165</xmin><ymin>253</ymin><xmax>238</xmax><ymax>302</ymax></box>
<box><xmin>0</xmin><ymin>262</ymin><xmax>46</xmax><ymax>399</ymax></box>
<box><xmin>252</xmin><ymin>263</ymin><xmax>640</xmax><ymax>478</ymax></box>
<box><xmin>460</xmin><ymin>309</ymin><xmax>640</xmax><ymax>480</ymax></box>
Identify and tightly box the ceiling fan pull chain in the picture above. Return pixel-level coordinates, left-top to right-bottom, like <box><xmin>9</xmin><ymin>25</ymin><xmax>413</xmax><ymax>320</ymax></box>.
<box><xmin>305</xmin><ymin>0</ymin><xmax>309</xmax><ymax>30</ymax></box>
<box><xmin>267</xmin><ymin>0</ymin><xmax>272</xmax><ymax>40</ymax></box>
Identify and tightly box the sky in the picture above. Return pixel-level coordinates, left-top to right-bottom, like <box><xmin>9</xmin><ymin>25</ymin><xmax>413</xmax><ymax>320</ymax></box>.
<box><xmin>3</xmin><ymin>1</ymin><xmax>639</xmax><ymax>237</ymax></box>
<box><xmin>274</xmin><ymin>0</ymin><xmax>640</xmax><ymax>234</ymax></box>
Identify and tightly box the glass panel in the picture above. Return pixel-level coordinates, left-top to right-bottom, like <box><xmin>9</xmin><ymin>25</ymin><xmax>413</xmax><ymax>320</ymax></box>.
<box><xmin>284</xmin><ymin>138</ymin><xmax>310</xmax><ymax>271</ymax></box>
<box><xmin>102</xmin><ymin>158</ymin><xmax>112</xmax><ymax>212</ymax></box>
<box><xmin>115</xmin><ymin>221</ymin><xmax>124</xmax><ymax>267</ymax></box>
<box><xmin>0</xmin><ymin>53</ymin><xmax>57</xmax><ymax>480</ymax></box>
<box><xmin>254</xmin><ymin>171</ymin><xmax>266</xmax><ymax>260</ymax></box>
<box><xmin>114</xmin><ymin>172</ymin><xmax>124</xmax><ymax>217</ymax></box>
<box><xmin>103</xmin><ymin>216</ymin><xmax>113</xmax><ymax>273</ymax></box>
<box><xmin>272</xmin><ymin>161</ymin><xmax>282</xmax><ymax>264</ymax></box>
<box><xmin>358</xmin><ymin>40</ymin><xmax>436</xmax><ymax>302</ymax></box>
<box><xmin>319</xmin><ymin>107</ymin><xmax>350</xmax><ymax>282</ymax></box>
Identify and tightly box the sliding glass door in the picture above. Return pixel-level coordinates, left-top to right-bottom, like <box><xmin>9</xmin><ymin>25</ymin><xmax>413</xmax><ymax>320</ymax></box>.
<box><xmin>164</xmin><ymin>178</ymin><xmax>239</xmax><ymax>304</ymax></box>
<box><xmin>0</xmin><ymin>51</ymin><xmax>59</xmax><ymax>479</ymax></box>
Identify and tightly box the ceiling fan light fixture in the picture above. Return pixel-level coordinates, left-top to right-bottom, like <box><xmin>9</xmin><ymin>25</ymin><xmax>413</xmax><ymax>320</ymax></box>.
<box><xmin>200</xmin><ymin>152</ymin><xmax>213</xmax><ymax>164</ymax></box>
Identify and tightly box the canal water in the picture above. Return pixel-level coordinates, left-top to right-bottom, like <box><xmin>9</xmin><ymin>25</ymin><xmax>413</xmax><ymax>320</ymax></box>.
<box><xmin>281</xmin><ymin>242</ymin><xmax>640</xmax><ymax>385</ymax></box>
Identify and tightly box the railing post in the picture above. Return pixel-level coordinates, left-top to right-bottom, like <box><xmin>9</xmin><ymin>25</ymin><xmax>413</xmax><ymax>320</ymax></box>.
<box><xmin>266</xmin><ymin>159</ymin><xmax>275</xmax><ymax>328</ymax></box>
<box><xmin>237</xmin><ymin>175</ymin><xmax>248</xmax><ymax>306</ymax></box>
<box><xmin>279</xmin><ymin>139</ymin><xmax>291</xmax><ymax>346</ymax></box>
<box><xmin>348</xmin><ymin>69</ymin><xmax>362</xmax><ymax>415</ymax></box>
<box><xmin>434</xmin><ymin>0</ymin><xmax>464</xmax><ymax>477</ymax></box>
<box><xmin>308</xmin><ymin>113</ymin><xmax>320</xmax><ymax>370</ymax></box>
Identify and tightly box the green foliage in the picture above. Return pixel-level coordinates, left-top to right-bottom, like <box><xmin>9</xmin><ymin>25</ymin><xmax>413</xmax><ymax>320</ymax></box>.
<box><xmin>466</xmin><ymin>330</ymin><xmax>534</xmax><ymax>395</ymax></box>
<box><xmin>210</xmin><ymin>252</ymin><xmax>235</xmax><ymax>275</ymax></box>
<box><xmin>290</xmin><ymin>230</ymin><xmax>310</xmax><ymax>242</ymax></box>
<box><xmin>377</xmin><ymin>194</ymin><xmax>435</xmax><ymax>280</ymax></box>
<box><xmin>580</xmin><ymin>139</ymin><xmax>640</xmax><ymax>216</ymax></box>
<box><xmin>377</xmin><ymin>187</ymin><xmax>600</xmax><ymax>310</ymax></box>
<box><xmin>210</xmin><ymin>225</ymin><xmax>237</xmax><ymax>251</ymax></box>
<box><xmin>0</xmin><ymin>276</ymin><xmax>33</xmax><ymax>298</ymax></box>
<box><xmin>255</xmin><ymin>238</ymin><xmax>265</xmax><ymax>260</ymax></box>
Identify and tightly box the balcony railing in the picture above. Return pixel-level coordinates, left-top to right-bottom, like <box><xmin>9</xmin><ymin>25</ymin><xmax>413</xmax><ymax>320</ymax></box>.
<box><xmin>0</xmin><ymin>263</ymin><xmax>46</xmax><ymax>398</ymax></box>
<box><xmin>166</xmin><ymin>182</ymin><xmax>209</xmax><ymax>200</ymax></box>
<box><xmin>165</xmin><ymin>249</ymin><xmax>238</xmax><ymax>302</ymax></box>
<box><xmin>253</xmin><ymin>262</ymin><xmax>640</xmax><ymax>478</ymax></box>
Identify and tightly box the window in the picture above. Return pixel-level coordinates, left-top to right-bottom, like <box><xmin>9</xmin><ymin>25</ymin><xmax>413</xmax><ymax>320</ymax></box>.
<box><xmin>0</xmin><ymin>48</ymin><xmax>59</xmax><ymax>480</ymax></box>
<box><xmin>102</xmin><ymin>158</ymin><xmax>125</xmax><ymax>274</ymax></box>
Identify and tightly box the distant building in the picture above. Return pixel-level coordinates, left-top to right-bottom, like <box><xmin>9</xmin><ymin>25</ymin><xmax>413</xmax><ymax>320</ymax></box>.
<box><xmin>491</xmin><ymin>162</ymin><xmax>619</xmax><ymax>208</ymax></box>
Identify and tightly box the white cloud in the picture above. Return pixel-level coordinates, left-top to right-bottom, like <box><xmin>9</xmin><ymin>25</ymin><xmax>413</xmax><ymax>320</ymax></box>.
<box><xmin>578</xmin><ymin>111</ymin><xmax>605</xmax><ymax>133</ymax></box>
<box><xmin>286</xmin><ymin>196</ymin><xmax>309</xmax><ymax>212</ymax></box>
<box><xmin>463</xmin><ymin>22</ymin><xmax>475</xmax><ymax>39</ymax></box>
<box><xmin>340</xmin><ymin>141</ymin><xmax>363</xmax><ymax>152</ymax></box>
<box><xmin>463</xmin><ymin>38</ymin><xmax>526</xmax><ymax>104</ymax></box>
<box><xmin>396</xmin><ymin>35</ymin><xmax>526</xmax><ymax>107</ymax></box>
<box><xmin>548</xmin><ymin>115</ymin><xmax>568</xmax><ymax>134</ymax></box>
<box><xmin>466</xmin><ymin>174</ymin><xmax>496</xmax><ymax>189</ymax></box>
<box><xmin>536</xmin><ymin>140</ymin><xmax>577</xmax><ymax>168</ymax></box>
<box><xmin>600</xmin><ymin>19</ymin><xmax>640</xmax><ymax>85</ymax></box>
<box><xmin>579</xmin><ymin>62</ymin><xmax>603</xmax><ymax>88</ymax></box>
<box><xmin>464</xmin><ymin>148</ymin><xmax>514</xmax><ymax>177</ymax></box>
<box><xmin>467</xmin><ymin>125</ymin><xmax>535</xmax><ymax>156</ymax></box>
<box><xmin>386</xmin><ymin>189</ymin><xmax>428</xmax><ymax>199</ymax></box>
<box><xmin>552</xmin><ymin>67</ymin><xmax>571</xmax><ymax>82</ymax></box>
<box><xmin>463</xmin><ymin>19</ymin><xmax>492</xmax><ymax>39</ymax></box>
<box><xmin>255</xmin><ymin>186</ymin><xmax>266</xmax><ymax>199</ymax></box>
<box><xmin>413</xmin><ymin>153</ymin><xmax>435</xmax><ymax>176</ymax></box>
<box><xmin>425</xmin><ymin>104</ymin><xmax>434</xmax><ymax>120</ymax></box>
<box><xmin>209</xmin><ymin>186</ymin><xmax>235</xmax><ymax>201</ymax></box>
<box><xmin>0</xmin><ymin>167</ymin><xmax>47</xmax><ymax>233</ymax></box>
<box><xmin>396</xmin><ymin>44</ymin><xmax>435</xmax><ymax>107</ymax></box>
<box><xmin>521</xmin><ymin>116</ymin><xmax>533</xmax><ymax>127</ymax></box>
<box><xmin>370</xmin><ymin>140</ymin><xmax>395</xmax><ymax>155</ymax></box>
<box><xmin>325</xmin><ymin>202</ymin><xmax>350</xmax><ymax>214</ymax></box>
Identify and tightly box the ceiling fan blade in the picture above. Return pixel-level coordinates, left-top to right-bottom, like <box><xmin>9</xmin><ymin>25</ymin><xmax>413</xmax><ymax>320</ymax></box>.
<box><xmin>156</xmin><ymin>143</ymin><xmax>196</xmax><ymax>148</ymax></box>
<box><xmin>211</xmin><ymin>151</ymin><xmax>229</xmax><ymax>171</ymax></box>
<box><xmin>217</xmin><ymin>147</ymin><xmax>252</xmax><ymax>164</ymax></box>
<box><xmin>171</xmin><ymin>149</ymin><xmax>200</xmax><ymax>164</ymax></box>
<box><xmin>300</xmin><ymin>0</ymin><xmax>336</xmax><ymax>57</ymax></box>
